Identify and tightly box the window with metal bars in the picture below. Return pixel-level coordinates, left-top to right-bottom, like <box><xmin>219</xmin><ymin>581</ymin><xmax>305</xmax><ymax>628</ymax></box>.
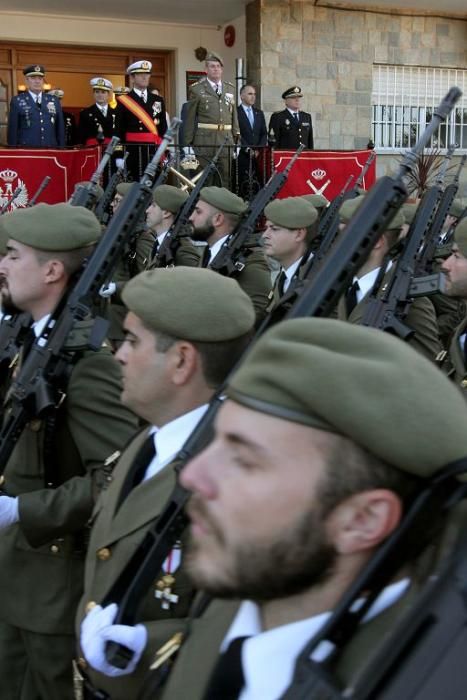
<box><xmin>372</xmin><ymin>64</ymin><xmax>467</xmax><ymax>151</ymax></box>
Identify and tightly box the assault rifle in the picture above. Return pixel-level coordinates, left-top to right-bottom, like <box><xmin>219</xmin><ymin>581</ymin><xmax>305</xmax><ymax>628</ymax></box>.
<box><xmin>415</xmin><ymin>151</ymin><xmax>467</xmax><ymax>276</ymax></box>
<box><xmin>94</xmin><ymin>154</ymin><xmax>128</xmax><ymax>225</ymax></box>
<box><xmin>358</xmin><ymin>150</ymin><xmax>458</xmax><ymax>338</ymax></box>
<box><xmin>0</xmin><ymin>313</ymin><xmax>32</xmax><ymax>376</ymax></box>
<box><xmin>99</xmin><ymin>88</ymin><xmax>462</xmax><ymax>670</ymax></box>
<box><xmin>27</xmin><ymin>176</ymin><xmax>51</xmax><ymax>207</ymax></box>
<box><xmin>69</xmin><ymin>136</ymin><xmax>120</xmax><ymax>209</ymax></box>
<box><xmin>153</xmin><ymin>139</ymin><xmax>227</xmax><ymax>268</ymax></box>
<box><xmin>0</xmin><ymin>119</ymin><xmax>180</xmax><ymax>476</ymax></box>
<box><xmin>0</xmin><ymin>187</ymin><xmax>22</xmax><ymax>215</ymax></box>
<box><xmin>209</xmin><ymin>145</ymin><xmax>305</xmax><ymax>276</ymax></box>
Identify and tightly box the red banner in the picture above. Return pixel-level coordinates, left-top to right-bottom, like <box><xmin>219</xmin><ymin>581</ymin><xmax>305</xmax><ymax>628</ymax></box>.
<box><xmin>0</xmin><ymin>147</ymin><xmax>100</xmax><ymax>211</ymax></box>
<box><xmin>273</xmin><ymin>149</ymin><xmax>376</xmax><ymax>200</ymax></box>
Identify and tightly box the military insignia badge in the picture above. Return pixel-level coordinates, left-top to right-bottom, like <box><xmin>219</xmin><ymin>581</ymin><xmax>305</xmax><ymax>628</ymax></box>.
<box><xmin>142</xmin><ymin>61</ymin><xmax>150</xmax><ymax>71</ymax></box>
<box><xmin>224</xmin><ymin>92</ymin><xmax>234</xmax><ymax>105</ymax></box>
<box><xmin>285</xmin><ymin>118</ymin><xmax>290</xmax><ymax>125</ymax></box>
<box><xmin>47</xmin><ymin>101</ymin><xmax>56</xmax><ymax>114</ymax></box>
<box><xmin>152</xmin><ymin>102</ymin><xmax>161</xmax><ymax>116</ymax></box>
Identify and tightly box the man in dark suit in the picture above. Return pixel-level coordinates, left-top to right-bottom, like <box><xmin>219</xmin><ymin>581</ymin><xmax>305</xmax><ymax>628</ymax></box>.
<box><xmin>235</xmin><ymin>84</ymin><xmax>267</xmax><ymax>199</ymax></box>
<box><xmin>116</xmin><ymin>60</ymin><xmax>167</xmax><ymax>181</ymax></box>
<box><xmin>79</xmin><ymin>77</ymin><xmax>120</xmax><ymax>147</ymax></box>
<box><xmin>268</xmin><ymin>85</ymin><xmax>314</xmax><ymax>150</ymax></box>
<box><xmin>7</xmin><ymin>65</ymin><xmax>65</xmax><ymax>148</ymax></box>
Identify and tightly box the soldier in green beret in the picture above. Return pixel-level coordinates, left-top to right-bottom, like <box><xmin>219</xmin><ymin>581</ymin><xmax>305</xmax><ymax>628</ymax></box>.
<box><xmin>440</xmin><ymin>217</ymin><xmax>467</xmax><ymax>394</ymax></box>
<box><xmin>337</xmin><ymin>196</ymin><xmax>442</xmax><ymax>361</ymax></box>
<box><xmin>189</xmin><ymin>186</ymin><xmax>271</xmax><ymax>321</ymax></box>
<box><xmin>262</xmin><ymin>197</ymin><xmax>318</xmax><ymax>311</ymax></box>
<box><xmin>145</xmin><ymin>184</ymin><xmax>201</xmax><ymax>270</ymax></box>
<box><xmin>99</xmin><ymin>181</ymin><xmax>156</xmax><ymax>349</ymax></box>
<box><xmin>0</xmin><ymin>203</ymin><xmax>138</xmax><ymax>699</ymax></box>
<box><xmin>152</xmin><ymin>317</ymin><xmax>467</xmax><ymax>700</ymax></box>
<box><xmin>76</xmin><ymin>267</ymin><xmax>255</xmax><ymax>699</ymax></box>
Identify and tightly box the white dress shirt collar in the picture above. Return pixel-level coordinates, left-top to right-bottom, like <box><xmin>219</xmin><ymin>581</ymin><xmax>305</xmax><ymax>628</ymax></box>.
<box><xmin>208</xmin><ymin>234</ymin><xmax>230</xmax><ymax>263</ymax></box>
<box><xmin>282</xmin><ymin>257</ymin><xmax>303</xmax><ymax>292</ymax></box>
<box><xmin>134</xmin><ymin>88</ymin><xmax>147</xmax><ymax>100</ymax></box>
<box><xmin>287</xmin><ymin>107</ymin><xmax>299</xmax><ymax>118</ymax></box>
<box><xmin>355</xmin><ymin>260</ymin><xmax>393</xmax><ymax>303</ymax></box>
<box><xmin>156</xmin><ymin>229</ymin><xmax>169</xmax><ymax>245</ymax></box>
<box><xmin>208</xmin><ymin>79</ymin><xmax>222</xmax><ymax>93</ymax></box>
<box><xmin>222</xmin><ymin>578</ymin><xmax>410</xmax><ymax>700</ymax></box>
<box><xmin>143</xmin><ymin>404</ymin><xmax>208</xmax><ymax>482</ymax></box>
<box><xmin>29</xmin><ymin>90</ymin><xmax>42</xmax><ymax>103</ymax></box>
<box><xmin>32</xmin><ymin>314</ymin><xmax>51</xmax><ymax>338</ymax></box>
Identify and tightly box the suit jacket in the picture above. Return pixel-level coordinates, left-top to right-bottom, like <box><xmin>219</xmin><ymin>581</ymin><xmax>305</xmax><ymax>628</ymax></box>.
<box><xmin>182</xmin><ymin>79</ymin><xmax>240</xmax><ymax>147</ymax></box>
<box><xmin>237</xmin><ymin>104</ymin><xmax>267</xmax><ymax>147</ymax></box>
<box><xmin>78</xmin><ymin>103</ymin><xmax>120</xmax><ymax>145</ymax></box>
<box><xmin>337</xmin><ymin>273</ymin><xmax>442</xmax><ymax>362</ymax></box>
<box><xmin>7</xmin><ymin>91</ymin><xmax>65</xmax><ymax>148</ymax></box>
<box><xmin>76</xmin><ymin>428</ymin><xmax>197</xmax><ymax>700</ymax></box>
<box><xmin>117</xmin><ymin>90</ymin><xmax>167</xmax><ymax>140</ymax></box>
<box><xmin>268</xmin><ymin>108</ymin><xmax>314</xmax><ymax>149</ymax></box>
<box><xmin>0</xmin><ymin>321</ymin><xmax>138</xmax><ymax>634</ymax></box>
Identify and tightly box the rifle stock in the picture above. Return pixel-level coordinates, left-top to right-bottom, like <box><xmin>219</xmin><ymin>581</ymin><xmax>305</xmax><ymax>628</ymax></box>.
<box><xmin>94</xmin><ymin>155</ymin><xmax>128</xmax><ymax>225</ymax></box>
<box><xmin>69</xmin><ymin>136</ymin><xmax>120</xmax><ymax>209</ymax></box>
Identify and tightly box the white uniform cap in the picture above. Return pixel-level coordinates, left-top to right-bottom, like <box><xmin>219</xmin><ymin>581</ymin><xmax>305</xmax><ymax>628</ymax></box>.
<box><xmin>90</xmin><ymin>77</ymin><xmax>113</xmax><ymax>91</ymax></box>
<box><xmin>48</xmin><ymin>88</ymin><xmax>64</xmax><ymax>99</ymax></box>
<box><xmin>126</xmin><ymin>60</ymin><xmax>152</xmax><ymax>74</ymax></box>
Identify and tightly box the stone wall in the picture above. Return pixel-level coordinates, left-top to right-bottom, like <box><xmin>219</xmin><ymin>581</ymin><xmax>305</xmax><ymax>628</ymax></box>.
<box><xmin>246</xmin><ymin>0</ymin><xmax>467</xmax><ymax>175</ymax></box>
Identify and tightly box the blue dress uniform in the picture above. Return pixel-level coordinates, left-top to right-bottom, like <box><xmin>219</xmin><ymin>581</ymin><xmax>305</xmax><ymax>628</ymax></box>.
<box><xmin>7</xmin><ymin>92</ymin><xmax>65</xmax><ymax>148</ymax></box>
<box><xmin>7</xmin><ymin>64</ymin><xmax>65</xmax><ymax>148</ymax></box>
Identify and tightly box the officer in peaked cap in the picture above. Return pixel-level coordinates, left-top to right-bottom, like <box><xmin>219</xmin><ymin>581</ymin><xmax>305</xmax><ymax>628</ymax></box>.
<box><xmin>79</xmin><ymin>77</ymin><xmax>120</xmax><ymax>149</ymax></box>
<box><xmin>181</xmin><ymin>49</ymin><xmax>240</xmax><ymax>187</ymax></box>
<box><xmin>7</xmin><ymin>64</ymin><xmax>65</xmax><ymax>148</ymax></box>
<box><xmin>268</xmin><ymin>85</ymin><xmax>314</xmax><ymax>150</ymax></box>
<box><xmin>116</xmin><ymin>59</ymin><xmax>167</xmax><ymax>181</ymax></box>
<box><xmin>0</xmin><ymin>203</ymin><xmax>138</xmax><ymax>698</ymax></box>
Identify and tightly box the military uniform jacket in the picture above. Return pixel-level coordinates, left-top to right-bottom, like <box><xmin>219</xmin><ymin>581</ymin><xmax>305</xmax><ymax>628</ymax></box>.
<box><xmin>208</xmin><ymin>243</ymin><xmax>272</xmax><ymax>322</ymax></box>
<box><xmin>337</xmin><ymin>273</ymin><xmax>442</xmax><ymax>362</ymax></box>
<box><xmin>265</xmin><ymin>253</ymin><xmax>312</xmax><ymax>314</ymax></box>
<box><xmin>117</xmin><ymin>90</ymin><xmax>167</xmax><ymax>141</ymax></box>
<box><xmin>0</xmin><ymin>322</ymin><xmax>138</xmax><ymax>635</ymax></box>
<box><xmin>182</xmin><ymin>78</ymin><xmax>240</xmax><ymax>147</ymax></box>
<box><xmin>158</xmin><ymin>587</ymin><xmax>417</xmax><ymax>700</ymax></box>
<box><xmin>446</xmin><ymin>316</ymin><xmax>467</xmax><ymax>396</ymax></box>
<box><xmin>76</xmin><ymin>428</ymin><xmax>196</xmax><ymax>700</ymax></box>
<box><xmin>78</xmin><ymin>103</ymin><xmax>121</xmax><ymax>145</ymax></box>
<box><xmin>268</xmin><ymin>108</ymin><xmax>314</xmax><ymax>149</ymax></box>
<box><xmin>7</xmin><ymin>91</ymin><xmax>65</xmax><ymax>148</ymax></box>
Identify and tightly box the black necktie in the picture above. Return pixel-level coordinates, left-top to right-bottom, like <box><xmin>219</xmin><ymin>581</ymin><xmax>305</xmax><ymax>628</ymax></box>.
<box><xmin>345</xmin><ymin>280</ymin><xmax>360</xmax><ymax>316</ymax></box>
<box><xmin>116</xmin><ymin>434</ymin><xmax>156</xmax><ymax>510</ymax></box>
<box><xmin>293</xmin><ymin>112</ymin><xmax>299</xmax><ymax>123</ymax></box>
<box><xmin>203</xmin><ymin>636</ymin><xmax>249</xmax><ymax>700</ymax></box>
<box><xmin>141</xmin><ymin>91</ymin><xmax>147</xmax><ymax>103</ymax></box>
<box><xmin>276</xmin><ymin>270</ymin><xmax>287</xmax><ymax>296</ymax></box>
<box><xmin>151</xmin><ymin>237</ymin><xmax>159</xmax><ymax>260</ymax></box>
<box><xmin>216</xmin><ymin>84</ymin><xmax>221</xmax><ymax>97</ymax></box>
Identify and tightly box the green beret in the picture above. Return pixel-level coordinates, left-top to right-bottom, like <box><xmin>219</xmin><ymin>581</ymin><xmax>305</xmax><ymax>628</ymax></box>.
<box><xmin>226</xmin><ymin>318</ymin><xmax>467</xmax><ymax>477</ymax></box>
<box><xmin>454</xmin><ymin>217</ymin><xmax>467</xmax><ymax>258</ymax></box>
<box><xmin>449</xmin><ymin>199</ymin><xmax>467</xmax><ymax>219</ymax></box>
<box><xmin>122</xmin><ymin>267</ymin><xmax>255</xmax><ymax>341</ymax></box>
<box><xmin>264</xmin><ymin>198</ymin><xmax>318</xmax><ymax>229</ymax></box>
<box><xmin>199</xmin><ymin>187</ymin><xmax>247</xmax><ymax>216</ymax></box>
<box><xmin>1</xmin><ymin>203</ymin><xmax>100</xmax><ymax>251</ymax></box>
<box><xmin>301</xmin><ymin>194</ymin><xmax>329</xmax><ymax>210</ymax></box>
<box><xmin>153</xmin><ymin>185</ymin><xmax>188</xmax><ymax>214</ymax></box>
<box><xmin>340</xmin><ymin>195</ymin><xmax>404</xmax><ymax>230</ymax></box>
<box><xmin>75</xmin><ymin>181</ymin><xmax>104</xmax><ymax>201</ymax></box>
<box><xmin>401</xmin><ymin>202</ymin><xmax>419</xmax><ymax>225</ymax></box>
<box><xmin>116</xmin><ymin>182</ymin><xmax>133</xmax><ymax>198</ymax></box>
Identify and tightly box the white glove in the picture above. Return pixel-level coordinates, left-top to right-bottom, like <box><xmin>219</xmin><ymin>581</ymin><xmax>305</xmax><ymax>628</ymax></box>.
<box><xmin>80</xmin><ymin>603</ymin><xmax>148</xmax><ymax>677</ymax></box>
<box><xmin>0</xmin><ymin>495</ymin><xmax>19</xmax><ymax>529</ymax></box>
<box><xmin>99</xmin><ymin>282</ymin><xmax>117</xmax><ymax>299</ymax></box>
<box><xmin>183</xmin><ymin>146</ymin><xmax>195</xmax><ymax>156</ymax></box>
<box><xmin>232</xmin><ymin>146</ymin><xmax>241</xmax><ymax>159</ymax></box>
<box><xmin>115</xmin><ymin>158</ymin><xmax>125</xmax><ymax>170</ymax></box>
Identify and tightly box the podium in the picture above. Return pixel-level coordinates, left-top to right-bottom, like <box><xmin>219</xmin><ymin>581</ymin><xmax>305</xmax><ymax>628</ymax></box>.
<box><xmin>0</xmin><ymin>147</ymin><xmax>100</xmax><ymax>210</ymax></box>
<box><xmin>272</xmin><ymin>149</ymin><xmax>376</xmax><ymax>200</ymax></box>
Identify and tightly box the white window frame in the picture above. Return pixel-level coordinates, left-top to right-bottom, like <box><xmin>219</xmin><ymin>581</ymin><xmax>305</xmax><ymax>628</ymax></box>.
<box><xmin>372</xmin><ymin>64</ymin><xmax>467</xmax><ymax>153</ymax></box>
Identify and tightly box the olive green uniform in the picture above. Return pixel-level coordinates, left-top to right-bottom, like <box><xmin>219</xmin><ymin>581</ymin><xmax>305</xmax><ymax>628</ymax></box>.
<box><xmin>445</xmin><ymin>316</ymin><xmax>467</xmax><ymax>397</ymax></box>
<box><xmin>182</xmin><ymin>78</ymin><xmax>240</xmax><ymax>188</ymax></box>
<box><xmin>337</xmin><ymin>275</ymin><xmax>442</xmax><ymax>362</ymax></box>
<box><xmin>0</xmin><ymin>322</ymin><xmax>138</xmax><ymax>700</ymax></box>
<box><xmin>75</xmin><ymin>428</ymin><xmax>196</xmax><ymax>700</ymax></box>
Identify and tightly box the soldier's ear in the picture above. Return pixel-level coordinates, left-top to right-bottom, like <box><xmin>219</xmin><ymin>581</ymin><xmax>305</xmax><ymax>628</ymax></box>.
<box><xmin>43</xmin><ymin>258</ymin><xmax>66</xmax><ymax>285</ymax></box>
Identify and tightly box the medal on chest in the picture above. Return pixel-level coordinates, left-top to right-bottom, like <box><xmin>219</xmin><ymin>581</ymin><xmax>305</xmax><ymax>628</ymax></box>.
<box><xmin>154</xmin><ymin>541</ymin><xmax>182</xmax><ymax>609</ymax></box>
